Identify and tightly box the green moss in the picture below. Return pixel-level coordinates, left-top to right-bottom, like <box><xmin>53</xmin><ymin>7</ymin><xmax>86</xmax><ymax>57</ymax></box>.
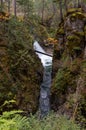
<box><xmin>53</xmin><ymin>68</ymin><xmax>76</xmax><ymax>95</ymax></box>
<box><xmin>84</xmin><ymin>26</ymin><xmax>86</xmax><ymax>36</ymax></box>
<box><xmin>0</xmin><ymin>16</ymin><xmax>43</xmax><ymax>114</ymax></box>
<box><xmin>57</xmin><ymin>27</ymin><xmax>65</xmax><ymax>35</ymax></box>
<box><xmin>67</xmin><ymin>8</ymin><xmax>82</xmax><ymax>16</ymax></box>
<box><xmin>70</xmin><ymin>12</ymin><xmax>86</xmax><ymax>21</ymax></box>
<box><xmin>81</xmin><ymin>60</ymin><xmax>86</xmax><ymax>72</ymax></box>
<box><xmin>66</xmin><ymin>27</ymin><xmax>72</xmax><ymax>31</ymax></box>
<box><xmin>82</xmin><ymin>60</ymin><xmax>86</xmax><ymax>68</ymax></box>
<box><xmin>84</xmin><ymin>25</ymin><xmax>86</xmax><ymax>31</ymax></box>
<box><xmin>66</xmin><ymin>35</ymin><xmax>82</xmax><ymax>56</ymax></box>
<box><xmin>36</xmin><ymin>25</ymin><xmax>49</xmax><ymax>42</ymax></box>
<box><xmin>72</xmin><ymin>13</ymin><xmax>76</xmax><ymax>17</ymax></box>
<box><xmin>73</xmin><ymin>31</ymin><xmax>84</xmax><ymax>37</ymax></box>
<box><xmin>59</xmin><ymin>28</ymin><xmax>64</xmax><ymax>34</ymax></box>
<box><xmin>67</xmin><ymin>35</ymin><xmax>80</xmax><ymax>41</ymax></box>
<box><xmin>70</xmin><ymin>58</ymin><xmax>82</xmax><ymax>73</ymax></box>
<box><xmin>52</xmin><ymin>8</ymin><xmax>86</xmax><ymax>127</ymax></box>
<box><xmin>56</xmin><ymin>21</ymin><xmax>65</xmax><ymax>35</ymax></box>
<box><xmin>67</xmin><ymin>35</ymin><xmax>81</xmax><ymax>51</ymax></box>
<box><xmin>70</xmin><ymin>13</ymin><xmax>77</xmax><ymax>21</ymax></box>
<box><xmin>67</xmin><ymin>8</ymin><xmax>86</xmax><ymax>22</ymax></box>
<box><xmin>77</xmin><ymin>12</ymin><xmax>86</xmax><ymax>19</ymax></box>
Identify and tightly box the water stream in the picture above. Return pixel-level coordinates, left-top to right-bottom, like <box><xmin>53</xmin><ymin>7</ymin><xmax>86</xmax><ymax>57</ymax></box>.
<box><xmin>33</xmin><ymin>41</ymin><xmax>52</xmax><ymax>117</ymax></box>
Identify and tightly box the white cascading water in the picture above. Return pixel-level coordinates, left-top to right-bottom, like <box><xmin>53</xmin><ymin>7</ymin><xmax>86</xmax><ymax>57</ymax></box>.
<box><xmin>33</xmin><ymin>41</ymin><xmax>52</xmax><ymax>118</ymax></box>
<box><xmin>33</xmin><ymin>41</ymin><xmax>52</xmax><ymax>67</ymax></box>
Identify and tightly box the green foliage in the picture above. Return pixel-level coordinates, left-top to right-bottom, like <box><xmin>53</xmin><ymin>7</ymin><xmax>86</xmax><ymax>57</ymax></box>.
<box><xmin>35</xmin><ymin>25</ymin><xmax>49</xmax><ymax>42</ymax></box>
<box><xmin>67</xmin><ymin>35</ymin><xmax>80</xmax><ymax>41</ymax></box>
<box><xmin>56</xmin><ymin>21</ymin><xmax>65</xmax><ymax>36</ymax></box>
<box><xmin>8</xmin><ymin>16</ymin><xmax>36</xmax><ymax>72</ymax></box>
<box><xmin>17</xmin><ymin>0</ymin><xmax>34</xmax><ymax>16</ymax></box>
<box><xmin>7</xmin><ymin>17</ymin><xmax>43</xmax><ymax>113</ymax></box>
<box><xmin>0</xmin><ymin>111</ymin><xmax>82</xmax><ymax>130</ymax></box>
<box><xmin>54</xmin><ymin>69</ymin><xmax>67</xmax><ymax>93</ymax></box>
<box><xmin>71</xmin><ymin>12</ymin><xmax>86</xmax><ymax>20</ymax></box>
<box><xmin>0</xmin><ymin>12</ymin><xmax>43</xmax><ymax>114</ymax></box>
<box><xmin>57</xmin><ymin>27</ymin><xmax>65</xmax><ymax>35</ymax></box>
<box><xmin>0</xmin><ymin>110</ymin><xmax>29</xmax><ymax>130</ymax></box>
<box><xmin>67</xmin><ymin>8</ymin><xmax>82</xmax><ymax>16</ymax></box>
<box><xmin>8</xmin><ymin>17</ymin><xmax>33</xmax><ymax>48</ymax></box>
<box><xmin>53</xmin><ymin>68</ymin><xmax>76</xmax><ymax>95</ymax></box>
<box><xmin>66</xmin><ymin>35</ymin><xmax>82</xmax><ymax>54</ymax></box>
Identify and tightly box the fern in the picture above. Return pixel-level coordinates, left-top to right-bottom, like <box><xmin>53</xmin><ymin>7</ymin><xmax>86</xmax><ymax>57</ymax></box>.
<box><xmin>0</xmin><ymin>110</ymin><xmax>29</xmax><ymax>130</ymax></box>
<box><xmin>13</xmin><ymin>115</ymin><xmax>30</xmax><ymax>130</ymax></box>
<box><xmin>2</xmin><ymin>110</ymin><xmax>23</xmax><ymax>118</ymax></box>
<box><xmin>0</xmin><ymin>111</ymin><xmax>84</xmax><ymax>130</ymax></box>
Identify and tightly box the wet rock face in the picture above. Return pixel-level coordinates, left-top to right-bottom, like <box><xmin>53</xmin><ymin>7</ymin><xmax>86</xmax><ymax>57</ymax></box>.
<box><xmin>52</xmin><ymin>8</ymin><xmax>86</xmax><ymax>124</ymax></box>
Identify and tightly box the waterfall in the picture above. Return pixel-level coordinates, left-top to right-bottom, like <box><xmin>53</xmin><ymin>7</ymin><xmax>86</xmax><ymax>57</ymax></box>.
<box><xmin>33</xmin><ymin>41</ymin><xmax>52</xmax><ymax>67</ymax></box>
<box><xmin>33</xmin><ymin>41</ymin><xmax>52</xmax><ymax>118</ymax></box>
<box><xmin>34</xmin><ymin>41</ymin><xmax>45</xmax><ymax>54</ymax></box>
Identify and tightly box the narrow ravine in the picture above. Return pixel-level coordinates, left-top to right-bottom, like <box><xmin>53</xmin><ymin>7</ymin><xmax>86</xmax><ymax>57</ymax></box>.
<box><xmin>33</xmin><ymin>41</ymin><xmax>52</xmax><ymax>117</ymax></box>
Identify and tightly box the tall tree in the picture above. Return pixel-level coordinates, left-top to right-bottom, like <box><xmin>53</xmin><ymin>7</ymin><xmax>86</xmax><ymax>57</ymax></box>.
<box><xmin>41</xmin><ymin>0</ymin><xmax>45</xmax><ymax>24</ymax></box>
<box><xmin>59</xmin><ymin>0</ymin><xmax>63</xmax><ymax>21</ymax></box>
<box><xmin>64</xmin><ymin>0</ymin><xmax>68</xmax><ymax>12</ymax></box>
<box><xmin>14</xmin><ymin>0</ymin><xmax>17</xmax><ymax>16</ymax></box>
<box><xmin>0</xmin><ymin>0</ymin><xmax>3</xmax><ymax>11</ymax></box>
<box><xmin>8</xmin><ymin>0</ymin><xmax>10</xmax><ymax>14</ymax></box>
<box><xmin>17</xmin><ymin>0</ymin><xmax>34</xmax><ymax>18</ymax></box>
<box><xmin>74</xmin><ymin>0</ymin><xmax>78</xmax><ymax>7</ymax></box>
<box><xmin>78</xmin><ymin>0</ymin><xmax>82</xmax><ymax>7</ymax></box>
<box><xmin>53</xmin><ymin>0</ymin><xmax>63</xmax><ymax>22</ymax></box>
<box><xmin>52</xmin><ymin>0</ymin><xmax>57</xmax><ymax>15</ymax></box>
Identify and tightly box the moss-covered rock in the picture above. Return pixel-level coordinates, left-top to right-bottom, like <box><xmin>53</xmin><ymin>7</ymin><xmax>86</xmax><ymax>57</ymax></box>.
<box><xmin>67</xmin><ymin>8</ymin><xmax>82</xmax><ymax>16</ymax></box>
<box><xmin>70</xmin><ymin>12</ymin><xmax>86</xmax><ymax>21</ymax></box>
<box><xmin>56</xmin><ymin>22</ymin><xmax>65</xmax><ymax>36</ymax></box>
<box><xmin>0</xmin><ymin>14</ymin><xmax>43</xmax><ymax>114</ymax></box>
<box><xmin>52</xmin><ymin>8</ymin><xmax>86</xmax><ymax>127</ymax></box>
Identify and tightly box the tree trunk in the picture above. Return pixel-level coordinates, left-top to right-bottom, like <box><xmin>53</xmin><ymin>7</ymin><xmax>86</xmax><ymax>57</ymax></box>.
<box><xmin>78</xmin><ymin>0</ymin><xmax>81</xmax><ymax>7</ymax></box>
<box><xmin>64</xmin><ymin>0</ymin><xmax>68</xmax><ymax>13</ymax></box>
<box><xmin>78</xmin><ymin>0</ymin><xmax>84</xmax><ymax>8</ymax></box>
<box><xmin>8</xmin><ymin>0</ymin><xmax>10</xmax><ymax>14</ymax></box>
<box><xmin>1</xmin><ymin>0</ymin><xmax>3</xmax><ymax>11</ymax></box>
<box><xmin>59</xmin><ymin>0</ymin><xmax>63</xmax><ymax>22</ymax></box>
<box><xmin>1</xmin><ymin>0</ymin><xmax>3</xmax><ymax>6</ymax></box>
<box><xmin>52</xmin><ymin>1</ymin><xmax>56</xmax><ymax>15</ymax></box>
<box><xmin>14</xmin><ymin>0</ymin><xmax>17</xmax><ymax>16</ymax></box>
<box><xmin>74</xmin><ymin>0</ymin><xmax>78</xmax><ymax>8</ymax></box>
<box><xmin>41</xmin><ymin>0</ymin><xmax>45</xmax><ymax>24</ymax></box>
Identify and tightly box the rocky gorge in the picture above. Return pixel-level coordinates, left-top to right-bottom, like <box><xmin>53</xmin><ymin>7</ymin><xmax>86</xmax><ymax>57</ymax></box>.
<box><xmin>0</xmin><ymin>6</ymin><xmax>86</xmax><ymax>128</ymax></box>
<box><xmin>51</xmin><ymin>7</ymin><xmax>86</xmax><ymax>126</ymax></box>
